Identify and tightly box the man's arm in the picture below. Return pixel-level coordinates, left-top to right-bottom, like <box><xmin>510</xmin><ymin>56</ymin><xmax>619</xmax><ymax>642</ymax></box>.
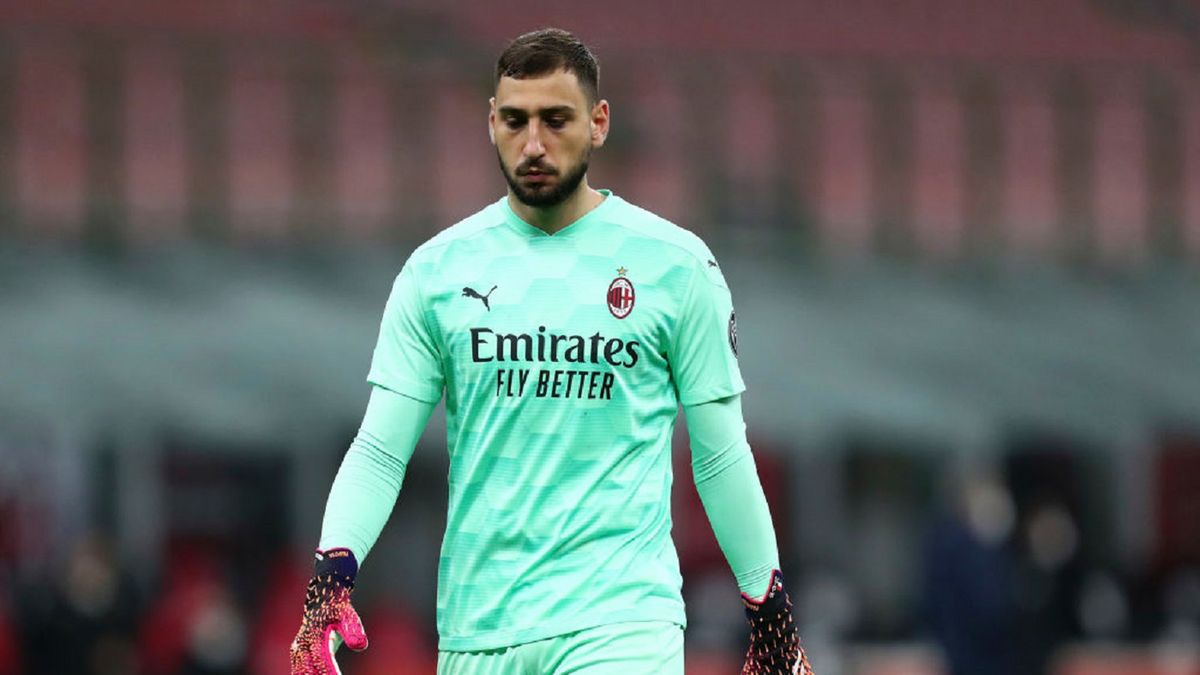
<box><xmin>318</xmin><ymin>385</ymin><xmax>436</xmax><ymax>561</ymax></box>
<box><xmin>290</xmin><ymin>385</ymin><xmax>434</xmax><ymax>674</ymax></box>
<box><xmin>684</xmin><ymin>393</ymin><xmax>778</xmax><ymax>597</ymax></box>
<box><xmin>685</xmin><ymin>393</ymin><xmax>813</xmax><ymax>674</ymax></box>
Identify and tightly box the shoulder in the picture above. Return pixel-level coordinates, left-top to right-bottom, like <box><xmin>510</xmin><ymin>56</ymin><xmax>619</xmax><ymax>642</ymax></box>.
<box><xmin>605</xmin><ymin>197</ymin><xmax>717</xmax><ymax>267</ymax></box>
<box><xmin>604</xmin><ymin>196</ymin><xmax>727</xmax><ymax>288</ymax></box>
<box><xmin>408</xmin><ymin>200</ymin><xmax>508</xmax><ymax>266</ymax></box>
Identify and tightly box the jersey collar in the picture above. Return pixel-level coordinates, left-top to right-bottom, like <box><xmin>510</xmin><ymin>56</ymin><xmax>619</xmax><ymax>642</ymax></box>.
<box><xmin>500</xmin><ymin>189</ymin><xmax>615</xmax><ymax>239</ymax></box>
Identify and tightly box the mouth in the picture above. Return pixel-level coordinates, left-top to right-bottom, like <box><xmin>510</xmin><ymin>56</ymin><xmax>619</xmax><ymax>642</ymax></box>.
<box><xmin>520</xmin><ymin>170</ymin><xmax>554</xmax><ymax>184</ymax></box>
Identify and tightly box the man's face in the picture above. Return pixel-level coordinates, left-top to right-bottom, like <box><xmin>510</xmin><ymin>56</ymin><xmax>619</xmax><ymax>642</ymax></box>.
<box><xmin>490</xmin><ymin>69</ymin><xmax>608</xmax><ymax>207</ymax></box>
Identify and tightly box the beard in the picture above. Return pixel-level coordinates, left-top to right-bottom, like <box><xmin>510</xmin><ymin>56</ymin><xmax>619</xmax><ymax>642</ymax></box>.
<box><xmin>498</xmin><ymin>147</ymin><xmax>590</xmax><ymax>208</ymax></box>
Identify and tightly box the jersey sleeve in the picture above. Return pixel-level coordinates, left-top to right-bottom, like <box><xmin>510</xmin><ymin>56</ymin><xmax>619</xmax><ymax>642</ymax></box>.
<box><xmin>319</xmin><ymin>385</ymin><xmax>437</xmax><ymax>563</ymax></box>
<box><xmin>685</xmin><ymin>394</ymin><xmax>779</xmax><ymax>596</ymax></box>
<box><xmin>367</xmin><ymin>261</ymin><xmax>445</xmax><ymax>403</ymax></box>
<box><xmin>668</xmin><ymin>257</ymin><xmax>745</xmax><ymax>406</ymax></box>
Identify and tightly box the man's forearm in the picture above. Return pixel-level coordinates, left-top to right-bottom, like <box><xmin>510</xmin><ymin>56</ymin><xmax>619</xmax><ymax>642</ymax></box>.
<box><xmin>318</xmin><ymin>386</ymin><xmax>435</xmax><ymax>563</ymax></box>
<box><xmin>685</xmin><ymin>395</ymin><xmax>780</xmax><ymax>597</ymax></box>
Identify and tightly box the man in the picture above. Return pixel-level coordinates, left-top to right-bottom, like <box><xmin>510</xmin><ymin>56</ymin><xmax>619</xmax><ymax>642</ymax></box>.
<box><xmin>290</xmin><ymin>28</ymin><xmax>812</xmax><ymax>675</ymax></box>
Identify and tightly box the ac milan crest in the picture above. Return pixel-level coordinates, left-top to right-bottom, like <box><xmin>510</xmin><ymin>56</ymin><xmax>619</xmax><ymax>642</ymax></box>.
<box><xmin>607</xmin><ymin>270</ymin><xmax>635</xmax><ymax>319</ymax></box>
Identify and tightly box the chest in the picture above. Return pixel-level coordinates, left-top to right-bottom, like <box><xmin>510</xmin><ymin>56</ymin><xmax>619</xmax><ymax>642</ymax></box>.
<box><xmin>425</xmin><ymin>248</ymin><xmax>676</xmax><ymax>368</ymax></box>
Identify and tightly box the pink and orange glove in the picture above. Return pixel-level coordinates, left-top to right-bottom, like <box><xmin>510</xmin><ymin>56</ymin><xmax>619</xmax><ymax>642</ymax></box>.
<box><xmin>289</xmin><ymin>548</ymin><xmax>368</xmax><ymax>674</ymax></box>
<box><xmin>741</xmin><ymin>570</ymin><xmax>814</xmax><ymax>675</ymax></box>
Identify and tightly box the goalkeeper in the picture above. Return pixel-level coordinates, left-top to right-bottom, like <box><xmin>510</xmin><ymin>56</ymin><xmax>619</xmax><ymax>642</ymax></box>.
<box><xmin>291</xmin><ymin>27</ymin><xmax>812</xmax><ymax>675</ymax></box>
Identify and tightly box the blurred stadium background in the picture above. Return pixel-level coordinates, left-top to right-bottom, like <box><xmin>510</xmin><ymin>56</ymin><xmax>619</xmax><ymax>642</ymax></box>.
<box><xmin>2</xmin><ymin>1</ymin><xmax>1200</xmax><ymax>673</ymax></box>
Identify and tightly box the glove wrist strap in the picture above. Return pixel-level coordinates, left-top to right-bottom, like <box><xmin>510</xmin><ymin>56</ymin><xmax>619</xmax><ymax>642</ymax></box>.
<box><xmin>314</xmin><ymin>547</ymin><xmax>358</xmax><ymax>588</ymax></box>
<box><xmin>742</xmin><ymin>568</ymin><xmax>786</xmax><ymax>611</ymax></box>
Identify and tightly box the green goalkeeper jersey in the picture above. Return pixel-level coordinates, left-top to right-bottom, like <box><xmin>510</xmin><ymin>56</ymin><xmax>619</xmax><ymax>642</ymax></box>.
<box><xmin>369</xmin><ymin>190</ymin><xmax>744</xmax><ymax>651</ymax></box>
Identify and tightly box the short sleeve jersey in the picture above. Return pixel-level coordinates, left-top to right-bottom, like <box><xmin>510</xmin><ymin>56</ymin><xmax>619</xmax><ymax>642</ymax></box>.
<box><xmin>369</xmin><ymin>191</ymin><xmax>744</xmax><ymax>651</ymax></box>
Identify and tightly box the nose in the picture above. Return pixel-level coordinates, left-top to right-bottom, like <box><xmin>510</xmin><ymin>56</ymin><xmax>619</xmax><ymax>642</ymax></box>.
<box><xmin>522</xmin><ymin>119</ymin><xmax>546</xmax><ymax>158</ymax></box>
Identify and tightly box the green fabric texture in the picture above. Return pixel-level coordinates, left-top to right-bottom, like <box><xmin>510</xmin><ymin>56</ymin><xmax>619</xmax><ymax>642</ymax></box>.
<box><xmin>319</xmin><ymin>386</ymin><xmax>435</xmax><ymax>562</ymax></box>
<box><xmin>363</xmin><ymin>191</ymin><xmax>745</xmax><ymax>650</ymax></box>
<box><xmin>685</xmin><ymin>395</ymin><xmax>780</xmax><ymax>598</ymax></box>
<box><xmin>435</xmin><ymin>621</ymin><xmax>684</xmax><ymax>675</ymax></box>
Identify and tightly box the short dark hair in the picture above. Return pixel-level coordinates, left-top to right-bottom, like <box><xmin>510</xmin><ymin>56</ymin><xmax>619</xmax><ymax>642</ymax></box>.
<box><xmin>495</xmin><ymin>28</ymin><xmax>600</xmax><ymax>104</ymax></box>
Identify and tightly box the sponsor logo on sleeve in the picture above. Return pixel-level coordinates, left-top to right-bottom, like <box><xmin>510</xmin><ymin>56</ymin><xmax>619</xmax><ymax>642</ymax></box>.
<box><xmin>728</xmin><ymin>310</ymin><xmax>738</xmax><ymax>356</ymax></box>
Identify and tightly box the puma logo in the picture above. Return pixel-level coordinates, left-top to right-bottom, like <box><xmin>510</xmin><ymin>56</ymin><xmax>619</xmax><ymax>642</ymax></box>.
<box><xmin>462</xmin><ymin>285</ymin><xmax>497</xmax><ymax>311</ymax></box>
<box><xmin>707</xmin><ymin>259</ymin><xmax>719</xmax><ymax>268</ymax></box>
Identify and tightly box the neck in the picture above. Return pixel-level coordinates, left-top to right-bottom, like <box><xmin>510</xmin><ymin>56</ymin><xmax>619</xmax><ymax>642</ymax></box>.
<box><xmin>508</xmin><ymin>180</ymin><xmax>604</xmax><ymax>235</ymax></box>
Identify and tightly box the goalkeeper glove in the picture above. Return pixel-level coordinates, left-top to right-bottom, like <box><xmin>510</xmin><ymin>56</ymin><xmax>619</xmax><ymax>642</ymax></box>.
<box><xmin>741</xmin><ymin>570</ymin><xmax>814</xmax><ymax>675</ymax></box>
<box><xmin>290</xmin><ymin>548</ymin><xmax>368</xmax><ymax>675</ymax></box>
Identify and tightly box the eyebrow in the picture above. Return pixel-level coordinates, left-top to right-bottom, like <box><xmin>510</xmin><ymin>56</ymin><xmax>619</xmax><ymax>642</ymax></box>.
<box><xmin>497</xmin><ymin>105</ymin><xmax>576</xmax><ymax>117</ymax></box>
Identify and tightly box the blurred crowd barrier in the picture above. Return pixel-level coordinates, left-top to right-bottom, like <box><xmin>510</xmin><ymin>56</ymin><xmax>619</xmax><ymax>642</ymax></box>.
<box><xmin>1</xmin><ymin>0</ymin><xmax>1197</xmax><ymax>263</ymax></box>
<box><xmin>2</xmin><ymin>426</ymin><xmax>1199</xmax><ymax>674</ymax></box>
<box><xmin>3</xmin><ymin>1</ymin><xmax>1200</xmax><ymax>674</ymax></box>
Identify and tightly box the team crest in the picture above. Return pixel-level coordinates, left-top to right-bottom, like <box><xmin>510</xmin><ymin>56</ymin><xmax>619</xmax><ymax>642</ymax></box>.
<box><xmin>607</xmin><ymin>267</ymin><xmax>635</xmax><ymax>319</ymax></box>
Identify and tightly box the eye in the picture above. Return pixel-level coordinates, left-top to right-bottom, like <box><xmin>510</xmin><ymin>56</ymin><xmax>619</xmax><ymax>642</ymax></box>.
<box><xmin>545</xmin><ymin>117</ymin><xmax>567</xmax><ymax>129</ymax></box>
<box><xmin>504</xmin><ymin>117</ymin><xmax>525</xmax><ymax>130</ymax></box>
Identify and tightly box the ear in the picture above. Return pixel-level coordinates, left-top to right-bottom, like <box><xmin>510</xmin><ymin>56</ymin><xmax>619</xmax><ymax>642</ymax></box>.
<box><xmin>488</xmin><ymin>97</ymin><xmax>497</xmax><ymax>145</ymax></box>
<box><xmin>590</xmin><ymin>99</ymin><xmax>610</xmax><ymax>149</ymax></box>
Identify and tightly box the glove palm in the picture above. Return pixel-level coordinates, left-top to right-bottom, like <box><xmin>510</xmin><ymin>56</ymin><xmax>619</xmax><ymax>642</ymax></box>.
<box><xmin>290</xmin><ymin>548</ymin><xmax>368</xmax><ymax>675</ymax></box>
<box><xmin>741</xmin><ymin>571</ymin><xmax>813</xmax><ymax>675</ymax></box>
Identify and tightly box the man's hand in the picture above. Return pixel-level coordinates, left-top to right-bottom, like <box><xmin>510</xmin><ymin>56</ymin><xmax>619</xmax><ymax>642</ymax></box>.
<box><xmin>741</xmin><ymin>570</ymin><xmax>814</xmax><ymax>675</ymax></box>
<box><xmin>290</xmin><ymin>548</ymin><xmax>368</xmax><ymax>674</ymax></box>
